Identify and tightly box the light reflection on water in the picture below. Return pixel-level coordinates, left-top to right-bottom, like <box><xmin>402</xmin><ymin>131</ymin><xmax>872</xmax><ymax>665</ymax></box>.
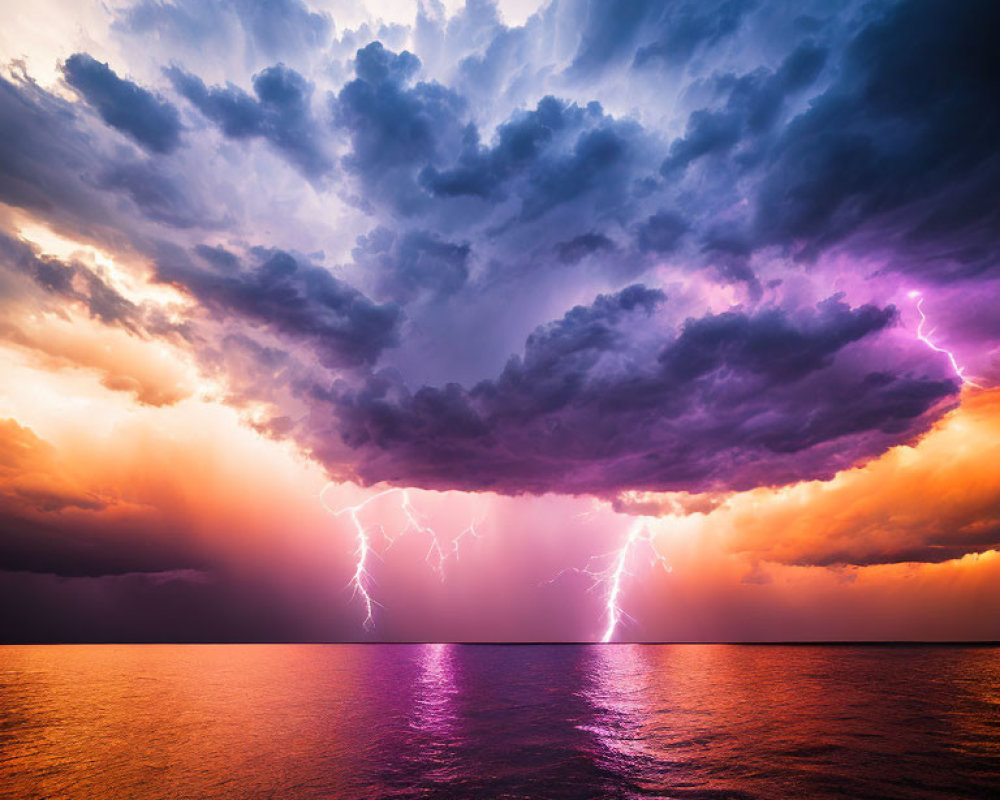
<box><xmin>1</xmin><ymin>644</ymin><xmax>998</xmax><ymax>799</ymax></box>
<box><xmin>413</xmin><ymin>643</ymin><xmax>459</xmax><ymax>735</ymax></box>
<box><xmin>404</xmin><ymin>643</ymin><xmax>462</xmax><ymax>790</ymax></box>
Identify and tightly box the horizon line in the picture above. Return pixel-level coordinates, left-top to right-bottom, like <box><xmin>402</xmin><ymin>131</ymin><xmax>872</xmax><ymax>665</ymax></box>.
<box><xmin>3</xmin><ymin>640</ymin><xmax>999</xmax><ymax>646</ymax></box>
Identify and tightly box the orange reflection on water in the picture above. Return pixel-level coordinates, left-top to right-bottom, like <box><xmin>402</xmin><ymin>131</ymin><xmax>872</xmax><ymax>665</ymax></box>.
<box><xmin>0</xmin><ymin>645</ymin><xmax>375</xmax><ymax>798</ymax></box>
<box><xmin>582</xmin><ymin>644</ymin><xmax>1000</xmax><ymax>798</ymax></box>
<box><xmin>2</xmin><ymin>644</ymin><xmax>998</xmax><ymax>799</ymax></box>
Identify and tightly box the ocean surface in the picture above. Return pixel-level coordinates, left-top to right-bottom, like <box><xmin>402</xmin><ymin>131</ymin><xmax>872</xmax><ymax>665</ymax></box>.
<box><xmin>1</xmin><ymin>645</ymin><xmax>998</xmax><ymax>799</ymax></box>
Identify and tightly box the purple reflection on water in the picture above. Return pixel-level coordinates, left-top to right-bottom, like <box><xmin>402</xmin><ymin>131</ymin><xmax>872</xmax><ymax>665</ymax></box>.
<box><xmin>405</xmin><ymin>643</ymin><xmax>463</xmax><ymax>787</ymax></box>
<box><xmin>585</xmin><ymin>645</ymin><xmax>663</xmax><ymax>764</ymax></box>
<box><xmin>2</xmin><ymin>644</ymin><xmax>998</xmax><ymax>799</ymax></box>
<box><xmin>412</xmin><ymin>643</ymin><xmax>459</xmax><ymax>734</ymax></box>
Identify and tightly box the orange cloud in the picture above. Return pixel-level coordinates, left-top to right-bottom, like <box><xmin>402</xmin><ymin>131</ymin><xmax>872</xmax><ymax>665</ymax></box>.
<box><xmin>712</xmin><ymin>387</ymin><xmax>1000</xmax><ymax>567</ymax></box>
<box><xmin>1</xmin><ymin>314</ymin><xmax>194</xmax><ymax>406</ymax></box>
<box><xmin>0</xmin><ymin>418</ymin><xmax>106</xmax><ymax>512</ymax></box>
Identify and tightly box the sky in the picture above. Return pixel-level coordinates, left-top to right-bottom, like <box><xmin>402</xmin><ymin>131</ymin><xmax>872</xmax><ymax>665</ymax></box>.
<box><xmin>0</xmin><ymin>0</ymin><xmax>998</xmax><ymax>642</ymax></box>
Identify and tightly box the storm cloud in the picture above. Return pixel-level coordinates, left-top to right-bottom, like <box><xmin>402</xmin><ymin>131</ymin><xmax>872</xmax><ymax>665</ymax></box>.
<box><xmin>0</xmin><ymin>0</ymin><xmax>998</xmax><ymax>642</ymax></box>
<box><xmin>320</xmin><ymin>289</ymin><xmax>957</xmax><ymax>495</ymax></box>
<box><xmin>63</xmin><ymin>53</ymin><xmax>183</xmax><ymax>154</ymax></box>
<box><xmin>157</xmin><ymin>246</ymin><xmax>401</xmax><ymax>368</ymax></box>
<box><xmin>167</xmin><ymin>63</ymin><xmax>333</xmax><ymax>178</ymax></box>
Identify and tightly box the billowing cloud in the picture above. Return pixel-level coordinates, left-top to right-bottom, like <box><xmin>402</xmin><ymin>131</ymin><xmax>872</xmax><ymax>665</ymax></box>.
<box><xmin>321</xmin><ymin>289</ymin><xmax>957</xmax><ymax>495</ymax></box>
<box><xmin>571</xmin><ymin>0</ymin><xmax>756</xmax><ymax>73</ymax></box>
<box><xmin>156</xmin><ymin>245</ymin><xmax>400</xmax><ymax>368</ymax></box>
<box><xmin>0</xmin><ymin>68</ymin><xmax>221</xmax><ymax>242</ymax></box>
<box><xmin>722</xmin><ymin>388</ymin><xmax>1000</xmax><ymax>568</ymax></box>
<box><xmin>63</xmin><ymin>53</ymin><xmax>183</xmax><ymax>154</ymax></box>
<box><xmin>0</xmin><ymin>0</ymin><xmax>998</xmax><ymax>641</ymax></box>
<box><xmin>354</xmin><ymin>227</ymin><xmax>471</xmax><ymax>303</ymax></box>
<box><xmin>331</xmin><ymin>41</ymin><xmax>467</xmax><ymax>213</ymax></box>
<box><xmin>658</xmin><ymin>43</ymin><xmax>827</xmax><ymax>178</ymax></box>
<box><xmin>0</xmin><ymin>419</ymin><xmax>106</xmax><ymax>513</ymax></box>
<box><xmin>167</xmin><ymin>63</ymin><xmax>333</xmax><ymax>178</ymax></box>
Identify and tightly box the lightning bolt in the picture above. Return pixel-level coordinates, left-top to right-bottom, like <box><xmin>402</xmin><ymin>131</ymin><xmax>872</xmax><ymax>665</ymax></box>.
<box><xmin>910</xmin><ymin>291</ymin><xmax>984</xmax><ymax>388</ymax></box>
<box><xmin>320</xmin><ymin>485</ymin><xmax>398</xmax><ymax>631</ymax></box>
<box><xmin>547</xmin><ymin>517</ymin><xmax>670</xmax><ymax>643</ymax></box>
<box><xmin>451</xmin><ymin>517</ymin><xmax>485</xmax><ymax>564</ymax></box>
<box><xmin>317</xmin><ymin>289</ymin><xmax>981</xmax><ymax>640</ymax></box>
<box><xmin>320</xmin><ymin>484</ymin><xmax>484</xmax><ymax>631</ymax></box>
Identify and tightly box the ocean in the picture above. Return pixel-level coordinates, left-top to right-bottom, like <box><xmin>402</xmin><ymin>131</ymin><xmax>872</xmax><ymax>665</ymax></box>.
<box><xmin>1</xmin><ymin>644</ymin><xmax>998</xmax><ymax>799</ymax></box>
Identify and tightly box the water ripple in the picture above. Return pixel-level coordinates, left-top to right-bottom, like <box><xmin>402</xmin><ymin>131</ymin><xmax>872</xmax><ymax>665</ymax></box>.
<box><xmin>1</xmin><ymin>644</ymin><xmax>998</xmax><ymax>799</ymax></box>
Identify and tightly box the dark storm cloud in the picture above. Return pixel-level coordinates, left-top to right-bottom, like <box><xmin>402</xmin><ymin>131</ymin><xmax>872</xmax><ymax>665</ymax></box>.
<box><xmin>618</xmin><ymin>0</ymin><xmax>1000</xmax><ymax>287</ymax></box>
<box><xmin>0</xmin><ymin>70</ymin><xmax>220</xmax><ymax>243</ymax></box>
<box><xmin>332</xmin><ymin>42</ymin><xmax>466</xmax><ymax>212</ymax></box>
<box><xmin>95</xmin><ymin>160</ymin><xmax>212</xmax><ymax>228</ymax></box>
<box><xmin>166</xmin><ymin>63</ymin><xmax>332</xmax><ymax>178</ymax></box>
<box><xmin>800</xmin><ymin>536</ymin><xmax>1000</xmax><ymax>569</ymax></box>
<box><xmin>0</xmin><ymin>71</ymin><xmax>106</xmax><ymax>221</ymax></box>
<box><xmin>193</xmin><ymin>244</ymin><xmax>241</xmax><ymax>272</ymax></box>
<box><xmin>633</xmin><ymin>0</ymin><xmax>756</xmax><ymax>68</ymax></box>
<box><xmin>326</xmin><ymin>40</ymin><xmax>746</xmax><ymax>302</ymax></box>
<box><xmin>333</xmin><ymin>42</ymin><xmax>650</xmax><ymax>237</ymax></box>
<box><xmin>569</xmin><ymin>0</ymin><xmax>756</xmax><ymax>73</ymax></box>
<box><xmin>0</xmin><ymin>233</ymin><xmax>76</xmax><ymax>297</ymax></box>
<box><xmin>81</xmin><ymin>270</ymin><xmax>139</xmax><ymax>328</ymax></box>
<box><xmin>62</xmin><ymin>53</ymin><xmax>182</xmax><ymax>154</ymax></box>
<box><xmin>656</xmin><ymin>300</ymin><xmax>894</xmax><ymax>384</ymax></box>
<box><xmin>322</xmin><ymin>28</ymin><xmax>835</xmax><ymax>300</ymax></box>
<box><xmin>0</xmin><ymin>512</ymin><xmax>207</xmax><ymax>578</ymax></box>
<box><xmin>0</xmin><ymin>419</ymin><xmax>205</xmax><ymax>578</ymax></box>
<box><xmin>750</xmin><ymin>0</ymin><xmax>1000</xmax><ymax>276</ymax></box>
<box><xmin>419</xmin><ymin>94</ymin><xmax>642</xmax><ymax>221</ymax></box>
<box><xmin>353</xmin><ymin>227</ymin><xmax>471</xmax><ymax>303</ymax></box>
<box><xmin>0</xmin><ymin>567</ymin><xmax>357</xmax><ymax>643</ymax></box>
<box><xmin>660</xmin><ymin>43</ymin><xmax>827</xmax><ymax>178</ymax></box>
<box><xmin>157</xmin><ymin>246</ymin><xmax>400</xmax><ymax>368</ymax></box>
<box><xmin>320</xmin><ymin>288</ymin><xmax>956</xmax><ymax>495</ymax></box>
<box><xmin>636</xmin><ymin>211</ymin><xmax>687</xmax><ymax>254</ymax></box>
<box><xmin>512</xmin><ymin>117</ymin><xmax>638</xmax><ymax>222</ymax></box>
<box><xmin>556</xmin><ymin>233</ymin><xmax>615</xmax><ymax>264</ymax></box>
<box><xmin>3</xmin><ymin>0</ymin><xmax>992</xmax><ymax>504</ymax></box>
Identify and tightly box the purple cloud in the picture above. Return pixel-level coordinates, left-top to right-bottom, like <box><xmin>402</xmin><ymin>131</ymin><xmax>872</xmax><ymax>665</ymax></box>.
<box><xmin>313</xmin><ymin>289</ymin><xmax>957</xmax><ymax>495</ymax></box>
